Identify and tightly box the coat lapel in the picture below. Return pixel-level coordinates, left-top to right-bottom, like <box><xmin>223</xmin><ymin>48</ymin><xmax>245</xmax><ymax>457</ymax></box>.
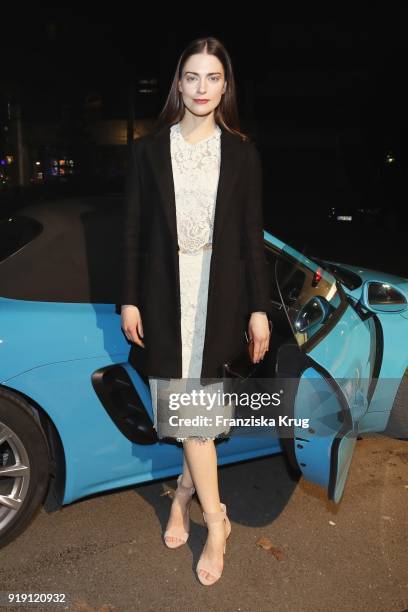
<box><xmin>146</xmin><ymin>123</ymin><xmax>242</xmax><ymax>251</ymax></box>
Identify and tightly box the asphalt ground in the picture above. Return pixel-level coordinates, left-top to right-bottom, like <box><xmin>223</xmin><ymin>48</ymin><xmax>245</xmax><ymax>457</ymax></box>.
<box><xmin>0</xmin><ymin>433</ymin><xmax>407</xmax><ymax>612</ymax></box>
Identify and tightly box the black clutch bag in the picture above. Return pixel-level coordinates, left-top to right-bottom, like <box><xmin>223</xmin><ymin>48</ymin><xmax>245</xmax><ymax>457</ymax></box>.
<box><xmin>222</xmin><ymin>318</ymin><xmax>273</xmax><ymax>381</ymax></box>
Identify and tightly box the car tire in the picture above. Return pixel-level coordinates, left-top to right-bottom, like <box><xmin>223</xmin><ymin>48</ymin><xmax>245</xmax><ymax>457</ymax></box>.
<box><xmin>383</xmin><ymin>371</ymin><xmax>408</xmax><ymax>440</ymax></box>
<box><xmin>0</xmin><ymin>388</ymin><xmax>50</xmax><ymax>549</ymax></box>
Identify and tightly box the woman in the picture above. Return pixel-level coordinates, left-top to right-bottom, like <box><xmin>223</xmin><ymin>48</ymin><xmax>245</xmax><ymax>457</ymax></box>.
<box><xmin>120</xmin><ymin>36</ymin><xmax>271</xmax><ymax>586</ymax></box>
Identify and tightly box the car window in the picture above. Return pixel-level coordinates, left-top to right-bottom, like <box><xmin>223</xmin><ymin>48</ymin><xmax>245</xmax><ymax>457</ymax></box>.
<box><xmin>276</xmin><ymin>246</ymin><xmax>344</xmax><ymax>347</ymax></box>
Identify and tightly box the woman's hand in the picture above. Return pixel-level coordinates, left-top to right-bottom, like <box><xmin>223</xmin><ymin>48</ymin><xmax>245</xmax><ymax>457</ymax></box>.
<box><xmin>121</xmin><ymin>305</ymin><xmax>145</xmax><ymax>348</ymax></box>
<box><xmin>248</xmin><ymin>312</ymin><xmax>270</xmax><ymax>363</ymax></box>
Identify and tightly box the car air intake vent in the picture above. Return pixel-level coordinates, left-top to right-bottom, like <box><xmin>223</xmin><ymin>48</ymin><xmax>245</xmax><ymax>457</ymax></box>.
<box><xmin>91</xmin><ymin>365</ymin><xmax>158</xmax><ymax>445</ymax></box>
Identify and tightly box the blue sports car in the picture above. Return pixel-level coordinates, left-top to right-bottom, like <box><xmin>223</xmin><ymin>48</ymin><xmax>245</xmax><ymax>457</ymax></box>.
<box><xmin>0</xmin><ymin>197</ymin><xmax>407</xmax><ymax>548</ymax></box>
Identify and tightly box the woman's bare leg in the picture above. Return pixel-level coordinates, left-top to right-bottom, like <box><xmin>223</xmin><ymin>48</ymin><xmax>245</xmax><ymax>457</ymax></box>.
<box><xmin>182</xmin><ymin>439</ymin><xmax>220</xmax><ymax>511</ymax></box>
<box><xmin>164</xmin><ymin>451</ymin><xmax>195</xmax><ymax>545</ymax></box>
<box><xmin>183</xmin><ymin>439</ymin><xmax>228</xmax><ymax>582</ymax></box>
<box><xmin>180</xmin><ymin>452</ymin><xmax>194</xmax><ymax>487</ymax></box>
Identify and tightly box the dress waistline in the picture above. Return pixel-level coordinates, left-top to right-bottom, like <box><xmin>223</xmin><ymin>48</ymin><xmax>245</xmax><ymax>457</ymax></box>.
<box><xmin>178</xmin><ymin>243</ymin><xmax>213</xmax><ymax>254</ymax></box>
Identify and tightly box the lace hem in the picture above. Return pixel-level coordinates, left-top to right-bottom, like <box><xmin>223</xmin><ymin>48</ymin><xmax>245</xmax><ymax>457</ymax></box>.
<box><xmin>176</xmin><ymin>433</ymin><xmax>229</xmax><ymax>443</ymax></box>
<box><xmin>176</xmin><ymin>436</ymin><xmax>217</xmax><ymax>443</ymax></box>
<box><xmin>153</xmin><ymin>428</ymin><xmax>230</xmax><ymax>444</ymax></box>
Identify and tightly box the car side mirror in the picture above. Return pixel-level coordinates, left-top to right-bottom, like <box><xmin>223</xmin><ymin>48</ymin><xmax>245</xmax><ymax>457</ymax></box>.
<box><xmin>294</xmin><ymin>296</ymin><xmax>327</xmax><ymax>333</ymax></box>
<box><xmin>360</xmin><ymin>280</ymin><xmax>408</xmax><ymax>313</ymax></box>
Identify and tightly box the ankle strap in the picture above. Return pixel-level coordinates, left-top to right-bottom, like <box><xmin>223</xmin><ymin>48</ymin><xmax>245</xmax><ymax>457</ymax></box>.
<box><xmin>202</xmin><ymin>502</ymin><xmax>227</xmax><ymax>524</ymax></box>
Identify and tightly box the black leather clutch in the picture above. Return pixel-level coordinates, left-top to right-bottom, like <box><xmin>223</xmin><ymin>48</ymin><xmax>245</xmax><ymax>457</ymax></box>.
<box><xmin>222</xmin><ymin>318</ymin><xmax>273</xmax><ymax>381</ymax></box>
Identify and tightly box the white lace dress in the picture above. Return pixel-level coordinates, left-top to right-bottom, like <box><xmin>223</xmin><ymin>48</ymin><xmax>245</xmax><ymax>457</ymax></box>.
<box><xmin>148</xmin><ymin>122</ymin><xmax>235</xmax><ymax>443</ymax></box>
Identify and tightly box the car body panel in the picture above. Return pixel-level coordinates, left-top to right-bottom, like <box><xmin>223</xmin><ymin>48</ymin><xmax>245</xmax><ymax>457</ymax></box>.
<box><xmin>291</xmin><ymin>367</ymin><xmax>358</xmax><ymax>501</ymax></box>
<box><xmin>274</xmin><ymin>247</ymin><xmax>377</xmax><ymax>502</ymax></box>
<box><xmin>300</xmin><ymin>306</ymin><xmax>374</xmax><ymax>502</ymax></box>
<box><xmin>268</xmin><ymin>238</ymin><xmax>408</xmax><ymax>414</ymax></box>
<box><xmin>317</xmin><ymin>260</ymin><xmax>408</xmax><ymax>421</ymax></box>
<box><xmin>3</xmin><ymin>357</ymin><xmax>283</xmax><ymax>505</ymax></box>
<box><xmin>0</xmin><ymin>298</ymin><xmax>130</xmax><ymax>381</ymax></box>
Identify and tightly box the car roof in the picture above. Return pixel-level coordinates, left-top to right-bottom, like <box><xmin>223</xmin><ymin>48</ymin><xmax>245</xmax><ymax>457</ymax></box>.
<box><xmin>0</xmin><ymin>196</ymin><xmax>123</xmax><ymax>304</ymax></box>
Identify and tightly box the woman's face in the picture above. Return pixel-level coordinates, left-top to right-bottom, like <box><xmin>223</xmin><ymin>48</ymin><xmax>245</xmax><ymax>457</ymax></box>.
<box><xmin>178</xmin><ymin>53</ymin><xmax>227</xmax><ymax>117</ymax></box>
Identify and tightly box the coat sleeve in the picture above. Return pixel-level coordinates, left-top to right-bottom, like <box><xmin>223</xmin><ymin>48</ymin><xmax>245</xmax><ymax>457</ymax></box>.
<box><xmin>120</xmin><ymin>140</ymin><xmax>143</xmax><ymax>307</ymax></box>
<box><xmin>243</xmin><ymin>141</ymin><xmax>272</xmax><ymax>315</ymax></box>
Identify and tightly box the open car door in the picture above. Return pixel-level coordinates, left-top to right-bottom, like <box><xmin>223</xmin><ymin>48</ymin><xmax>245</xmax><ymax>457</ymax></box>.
<box><xmin>274</xmin><ymin>245</ymin><xmax>378</xmax><ymax>503</ymax></box>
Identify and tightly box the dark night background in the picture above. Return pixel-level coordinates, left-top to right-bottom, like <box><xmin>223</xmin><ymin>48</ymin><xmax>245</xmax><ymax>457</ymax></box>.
<box><xmin>1</xmin><ymin>7</ymin><xmax>407</xmax><ymax>277</ymax></box>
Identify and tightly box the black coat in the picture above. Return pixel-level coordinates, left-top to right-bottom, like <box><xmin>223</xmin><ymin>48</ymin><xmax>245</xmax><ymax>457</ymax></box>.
<box><xmin>120</xmin><ymin>123</ymin><xmax>272</xmax><ymax>384</ymax></box>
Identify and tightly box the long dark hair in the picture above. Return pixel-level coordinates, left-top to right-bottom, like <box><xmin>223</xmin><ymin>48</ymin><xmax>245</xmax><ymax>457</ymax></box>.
<box><xmin>153</xmin><ymin>36</ymin><xmax>249</xmax><ymax>142</ymax></box>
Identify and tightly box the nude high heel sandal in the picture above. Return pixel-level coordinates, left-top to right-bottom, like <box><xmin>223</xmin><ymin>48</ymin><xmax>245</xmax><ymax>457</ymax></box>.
<box><xmin>196</xmin><ymin>502</ymin><xmax>232</xmax><ymax>586</ymax></box>
<box><xmin>163</xmin><ymin>474</ymin><xmax>195</xmax><ymax>548</ymax></box>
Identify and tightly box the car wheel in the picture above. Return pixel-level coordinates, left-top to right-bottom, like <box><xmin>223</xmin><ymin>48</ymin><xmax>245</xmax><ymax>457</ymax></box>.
<box><xmin>383</xmin><ymin>371</ymin><xmax>408</xmax><ymax>440</ymax></box>
<box><xmin>0</xmin><ymin>388</ymin><xmax>50</xmax><ymax>548</ymax></box>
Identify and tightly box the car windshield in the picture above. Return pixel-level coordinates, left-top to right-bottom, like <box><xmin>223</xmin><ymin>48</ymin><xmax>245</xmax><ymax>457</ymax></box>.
<box><xmin>276</xmin><ymin>245</ymin><xmax>344</xmax><ymax>348</ymax></box>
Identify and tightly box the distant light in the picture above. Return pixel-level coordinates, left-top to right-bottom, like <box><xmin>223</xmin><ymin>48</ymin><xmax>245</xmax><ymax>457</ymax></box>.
<box><xmin>5</xmin><ymin>155</ymin><xmax>13</xmax><ymax>165</ymax></box>
<box><xmin>385</xmin><ymin>152</ymin><xmax>395</xmax><ymax>164</ymax></box>
<box><xmin>337</xmin><ymin>215</ymin><xmax>352</xmax><ymax>221</ymax></box>
<box><xmin>35</xmin><ymin>161</ymin><xmax>41</xmax><ymax>166</ymax></box>
<box><xmin>138</xmin><ymin>78</ymin><xmax>159</xmax><ymax>94</ymax></box>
